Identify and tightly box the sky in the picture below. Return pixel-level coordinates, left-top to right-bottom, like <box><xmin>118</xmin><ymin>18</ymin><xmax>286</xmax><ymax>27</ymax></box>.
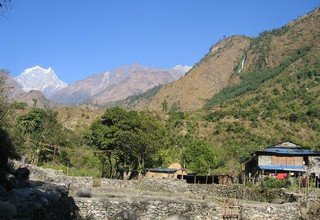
<box><xmin>1</xmin><ymin>0</ymin><xmax>319</xmax><ymax>83</ymax></box>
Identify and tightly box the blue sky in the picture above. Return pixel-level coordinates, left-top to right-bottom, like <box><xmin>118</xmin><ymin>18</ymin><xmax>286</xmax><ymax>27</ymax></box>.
<box><xmin>1</xmin><ymin>0</ymin><xmax>319</xmax><ymax>83</ymax></box>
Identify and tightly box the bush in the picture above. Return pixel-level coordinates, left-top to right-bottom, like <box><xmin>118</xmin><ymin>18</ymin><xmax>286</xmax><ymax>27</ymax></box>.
<box><xmin>262</xmin><ymin>177</ymin><xmax>291</xmax><ymax>189</ymax></box>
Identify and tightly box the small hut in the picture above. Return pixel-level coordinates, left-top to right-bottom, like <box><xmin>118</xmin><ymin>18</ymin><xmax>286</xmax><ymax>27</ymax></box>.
<box><xmin>144</xmin><ymin>163</ymin><xmax>187</xmax><ymax>180</ymax></box>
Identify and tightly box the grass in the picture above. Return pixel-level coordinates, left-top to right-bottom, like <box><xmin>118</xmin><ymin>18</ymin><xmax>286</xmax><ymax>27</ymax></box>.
<box><xmin>41</xmin><ymin>163</ymin><xmax>101</xmax><ymax>178</ymax></box>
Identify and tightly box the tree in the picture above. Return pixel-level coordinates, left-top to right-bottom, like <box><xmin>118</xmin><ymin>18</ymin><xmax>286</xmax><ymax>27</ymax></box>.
<box><xmin>0</xmin><ymin>71</ymin><xmax>15</xmax><ymax>168</ymax></box>
<box><xmin>181</xmin><ymin>139</ymin><xmax>218</xmax><ymax>175</ymax></box>
<box><xmin>86</xmin><ymin>107</ymin><xmax>166</xmax><ymax>178</ymax></box>
<box><xmin>16</xmin><ymin>108</ymin><xmax>72</xmax><ymax>164</ymax></box>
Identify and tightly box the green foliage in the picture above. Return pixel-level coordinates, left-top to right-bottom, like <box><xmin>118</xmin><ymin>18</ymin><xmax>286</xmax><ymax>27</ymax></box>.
<box><xmin>181</xmin><ymin>139</ymin><xmax>218</xmax><ymax>175</ymax></box>
<box><xmin>0</xmin><ymin>72</ymin><xmax>16</xmax><ymax>168</ymax></box>
<box><xmin>161</xmin><ymin>100</ymin><xmax>168</xmax><ymax>112</ymax></box>
<box><xmin>262</xmin><ymin>177</ymin><xmax>291</xmax><ymax>189</ymax></box>
<box><xmin>205</xmin><ymin>47</ymin><xmax>311</xmax><ymax>108</ymax></box>
<box><xmin>14</xmin><ymin>108</ymin><xmax>79</xmax><ymax>164</ymax></box>
<box><xmin>86</xmin><ymin>107</ymin><xmax>167</xmax><ymax>178</ymax></box>
<box><xmin>122</xmin><ymin>85</ymin><xmax>163</xmax><ymax>106</ymax></box>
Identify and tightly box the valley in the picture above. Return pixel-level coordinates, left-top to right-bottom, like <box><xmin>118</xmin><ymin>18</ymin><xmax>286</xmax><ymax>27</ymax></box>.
<box><xmin>1</xmin><ymin>4</ymin><xmax>320</xmax><ymax>220</ymax></box>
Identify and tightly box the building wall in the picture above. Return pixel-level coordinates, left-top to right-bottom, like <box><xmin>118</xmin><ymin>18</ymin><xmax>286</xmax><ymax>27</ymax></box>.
<box><xmin>145</xmin><ymin>171</ymin><xmax>174</xmax><ymax>179</ymax></box>
<box><xmin>309</xmin><ymin>156</ymin><xmax>320</xmax><ymax>176</ymax></box>
<box><xmin>271</xmin><ymin>156</ymin><xmax>304</xmax><ymax>166</ymax></box>
<box><xmin>258</xmin><ymin>155</ymin><xmax>272</xmax><ymax>166</ymax></box>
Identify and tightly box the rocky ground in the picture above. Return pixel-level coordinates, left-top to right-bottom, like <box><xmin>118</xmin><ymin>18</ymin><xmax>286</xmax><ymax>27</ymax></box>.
<box><xmin>0</xmin><ymin>161</ymin><xmax>78</xmax><ymax>220</ymax></box>
<box><xmin>1</xmin><ymin>161</ymin><xmax>320</xmax><ymax>220</ymax></box>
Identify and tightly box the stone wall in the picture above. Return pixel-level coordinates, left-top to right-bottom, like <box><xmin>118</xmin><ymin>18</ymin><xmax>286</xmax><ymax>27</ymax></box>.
<box><xmin>188</xmin><ymin>184</ymin><xmax>295</xmax><ymax>203</ymax></box>
<box><xmin>310</xmin><ymin>156</ymin><xmax>320</xmax><ymax>176</ymax></box>
<box><xmin>258</xmin><ymin>155</ymin><xmax>272</xmax><ymax>166</ymax></box>
<box><xmin>13</xmin><ymin>161</ymin><xmax>93</xmax><ymax>192</ymax></box>
<box><xmin>75</xmin><ymin>196</ymin><xmax>300</xmax><ymax>220</ymax></box>
<box><xmin>13</xmin><ymin>161</ymin><xmax>316</xmax><ymax>220</ymax></box>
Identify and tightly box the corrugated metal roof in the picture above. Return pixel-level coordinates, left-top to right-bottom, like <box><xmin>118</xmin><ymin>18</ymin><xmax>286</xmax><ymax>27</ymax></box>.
<box><xmin>145</xmin><ymin>168</ymin><xmax>177</xmax><ymax>173</ymax></box>
<box><xmin>258</xmin><ymin>147</ymin><xmax>320</xmax><ymax>155</ymax></box>
<box><xmin>259</xmin><ymin>165</ymin><xmax>307</xmax><ymax>172</ymax></box>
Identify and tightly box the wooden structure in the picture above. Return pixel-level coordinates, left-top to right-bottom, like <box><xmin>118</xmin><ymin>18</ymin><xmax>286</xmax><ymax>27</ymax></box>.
<box><xmin>222</xmin><ymin>199</ymin><xmax>241</xmax><ymax>219</ymax></box>
<box><xmin>245</xmin><ymin>142</ymin><xmax>320</xmax><ymax>182</ymax></box>
<box><xmin>217</xmin><ymin>174</ymin><xmax>235</xmax><ymax>185</ymax></box>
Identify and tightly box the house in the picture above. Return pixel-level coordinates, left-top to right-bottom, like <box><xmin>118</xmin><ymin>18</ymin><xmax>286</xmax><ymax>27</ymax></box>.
<box><xmin>245</xmin><ymin>142</ymin><xmax>320</xmax><ymax>180</ymax></box>
<box><xmin>144</xmin><ymin>163</ymin><xmax>187</xmax><ymax>179</ymax></box>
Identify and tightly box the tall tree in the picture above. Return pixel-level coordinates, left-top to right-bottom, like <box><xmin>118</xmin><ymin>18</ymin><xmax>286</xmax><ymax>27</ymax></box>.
<box><xmin>0</xmin><ymin>71</ymin><xmax>15</xmax><ymax>168</ymax></box>
<box><xmin>182</xmin><ymin>139</ymin><xmax>218</xmax><ymax>175</ymax></box>
<box><xmin>87</xmin><ymin>107</ymin><xmax>166</xmax><ymax>178</ymax></box>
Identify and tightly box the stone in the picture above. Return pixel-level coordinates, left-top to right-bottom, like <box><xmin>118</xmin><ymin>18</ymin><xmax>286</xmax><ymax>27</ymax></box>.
<box><xmin>5</xmin><ymin>173</ymin><xmax>18</xmax><ymax>189</ymax></box>
<box><xmin>0</xmin><ymin>201</ymin><xmax>17</xmax><ymax>218</ymax></box>
<box><xmin>166</xmin><ymin>215</ymin><xmax>190</xmax><ymax>220</ymax></box>
<box><xmin>0</xmin><ymin>185</ymin><xmax>7</xmax><ymax>197</ymax></box>
<box><xmin>115</xmin><ymin>209</ymin><xmax>140</xmax><ymax>220</ymax></box>
<box><xmin>15</xmin><ymin>167</ymin><xmax>30</xmax><ymax>181</ymax></box>
<box><xmin>8</xmin><ymin>188</ymin><xmax>37</xmax><ymax>200</ymax></box>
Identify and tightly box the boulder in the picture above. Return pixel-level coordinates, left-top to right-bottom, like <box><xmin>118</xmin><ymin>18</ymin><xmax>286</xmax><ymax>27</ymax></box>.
<box><xmin>115</xmin><ymin>209</ymin><xmax>140</xmax><ymax>220</ymax></box>
<box><xmin>15</xmin><ymin>167</ymin><xmax>30</xmax><ymax>181</ymax></box>
<box><xmin>8</xmin><ymin>188</ymin><xmax>37</xmax><ymax>200</ymax></box>
<box><xmin>166</xmin><ymin>215</ymin><xmax>190</xmax><ymax>220</ymax></box>
<box><xmin>0</xmin><ymin>201</ymin><xmax>17</xmax><ymax>218</ymax></box>
<box><xmin>5</xmin><ymin>173</ymin><xmax>18</xmax><ymax>189</ymax></box>
<box><xmin>0</xmin><ymin>185</ymin><xmax>7</xmax><ymax>197</ymax></box>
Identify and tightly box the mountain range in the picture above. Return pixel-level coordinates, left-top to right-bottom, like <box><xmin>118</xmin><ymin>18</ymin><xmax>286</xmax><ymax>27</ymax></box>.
<box><xmin>10</xmin><ymin>64</ymin><xmax>191</xmax><ymax>107</ymax></box>
<box><xmin>4</xmin><ymin>7</ymin><xmax>319</xmax><ymax>117</ymax></box>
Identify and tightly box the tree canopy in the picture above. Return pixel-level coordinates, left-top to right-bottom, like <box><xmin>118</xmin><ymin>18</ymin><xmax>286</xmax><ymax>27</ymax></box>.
<box><xmin>181</xmin><ymin>139</ymin><xmax>219</xmax><ymax>175</ymax></box>
<box><xmin>87</xmin><ymin>107</ymin><xmax>166</xmax><ymax>178</ymax></box>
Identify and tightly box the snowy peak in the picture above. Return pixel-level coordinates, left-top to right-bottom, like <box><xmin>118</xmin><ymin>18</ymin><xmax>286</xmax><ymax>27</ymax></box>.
<box><xmin>22</xmin><ymin>66</ymin><xmax>53</xmax><ymax>75</ymax></box>
<box><xmin>15</xmin><ymin>66</ymin><xmax>68</xmax><ymax>97</ymax></box>
<box><xmin>172</xmin><ymin>65</ymin><xmax>192</xmax><ymax>74</ymax></box>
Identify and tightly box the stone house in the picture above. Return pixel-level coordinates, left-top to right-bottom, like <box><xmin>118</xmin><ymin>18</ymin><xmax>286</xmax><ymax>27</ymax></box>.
<box><xmin>245</xmin><ymin>142</ymin><xmax>320</xmax><ymax>180</ymax></box>
<box><xmin>144</xmin><ymin>163</ymin><xmax>187</xmax><ymax>180</ymax></box>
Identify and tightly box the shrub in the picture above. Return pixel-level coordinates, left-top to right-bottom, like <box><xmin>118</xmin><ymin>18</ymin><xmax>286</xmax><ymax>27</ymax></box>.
<box><xmin>262</xmin><ymin>177</ymin><xmax>291</xmax><ymax>189</ymax></box>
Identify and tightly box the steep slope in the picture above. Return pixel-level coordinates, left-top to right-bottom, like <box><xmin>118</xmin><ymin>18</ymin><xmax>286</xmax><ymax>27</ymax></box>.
<box><xmin>154</xmin><ymin>8</ymin><xmax>320</xmax><ymax>174</ymax></box>
<box><xmin>134</xmin><ymin>8</ymin><xmax>320</xmax><ymax>112</ymax></box>
<box><xmin>14</xmin><ymin>66</ymin><xmax>68</xmax><ymax>96</ymax></box>
<box><xmin>89</xmin><ymin>67</ymin><xmax>187</xmax><ymax>106</ymax></box>
<box><xmin>205</xmin><ymin>7</ymin><xmax>320</xmax><ymax>108</ymax></box>
<box><xmin>135</xmin><ymin>36</ymin><xmax>251</xmax><ymax>112</ymax></box>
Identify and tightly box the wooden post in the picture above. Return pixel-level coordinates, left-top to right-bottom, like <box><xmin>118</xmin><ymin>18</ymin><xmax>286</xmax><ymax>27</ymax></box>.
<box><xmin>53</xmin><ymin>145</ymin><xmax>56</xmax><ymax>162</ymax></box>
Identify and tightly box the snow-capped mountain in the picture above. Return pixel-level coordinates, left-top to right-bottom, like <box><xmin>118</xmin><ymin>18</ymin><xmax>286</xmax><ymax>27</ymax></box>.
<box><xmin>14</xmin><ymin>66</ymin><xmax>68</xmax><ymax>97</ymax></box>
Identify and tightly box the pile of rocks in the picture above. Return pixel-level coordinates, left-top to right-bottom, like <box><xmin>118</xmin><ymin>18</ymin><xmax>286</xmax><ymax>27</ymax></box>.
<box><xmin>0</xmin><ymin>162</ymin><xmax>78</xmax><ymax>219</ymax></box>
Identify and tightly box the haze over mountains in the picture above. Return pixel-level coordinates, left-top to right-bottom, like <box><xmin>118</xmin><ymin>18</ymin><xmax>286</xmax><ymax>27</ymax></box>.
<box><xmin>11</xmin><ymin>63</ymin><xmax>191</xmax><ymax>107</ymax></box>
